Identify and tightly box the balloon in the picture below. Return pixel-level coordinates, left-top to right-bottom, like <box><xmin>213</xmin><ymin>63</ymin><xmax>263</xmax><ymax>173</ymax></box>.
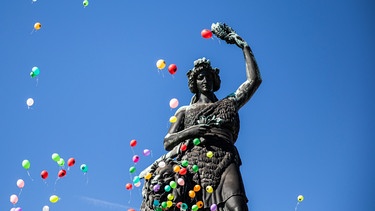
<box><xmin>181</xmin><ymin>160</ymin><xmax>188</xmax><ymax>167</ymax></box>
<box><xmin>201</xmin><ymin>29</ymin><xmax>212</xmax><ymax>39</ymax></box>
<box><xmin>41</xmin><ymin>170</ymin><xmax>48</xmax><ymax>179</ymax></box>
<box><xmin>169</xmin><ymin>98</ymin><xmax>179</xmax><ymax>109</ymax></box>
<box><xmin>49</xmin><ymin>195</ymin><xmax>59</xmax><ymax>203</ymax></box>
<box><xmin>156</xmin><ymin>59</ymin><xmax>166</xmax><ymax>70</ymax></box>
<box><xmin>67</xmin><ymin>158</ymin><xmax>75</xmax><ymax>167</ymax></box>
<box><xmin>206</xmin><ymin>185</ymin><xmax>214</xmax><ymax>193</ymax></box>
<box><xmin>164</xmin><ymin>185</ymin><xmax>171</xmax><ymax>192</ymax></box>
<box><xmin>143</xmin><ymin>149</ymin><xmax>151</xmax><ymax>156</ymax></box>
<box><xmin>129</xmin><ymin>166</ymin><xmax>136</xmax><ymax>173</ymax></box>
<box><xmin>177</xmin><ymin>178</ymin><xmax>185</xmax><ymax>186</ymax></box>
<box><xmin>153</xmin><ymin>184</ymin><xmax>160</xmax><ymax>192</ymax></box>
<box><xmin>30</xmin><ymin>66</ymin><xmax>40</xmax><ymax>78</ymax></box>
<box><xmin>57</xmin><ymin>158</ymin><xmax>65</xmax><ymax>166</ymax></box>
<box><xmin>153</xmin><ymin>199</ymin><xmax>160</xmax><ymax>206</ymax></box>
<box><xmin>180</xmin><ymin>144</ymin><xmax>187</xmax><ymax>151</ymax></box>
<box><xmin>169</xmin><ymin>181</ymin><xmax>177</xmax><ymax>189</ymax></box>
<box><xmin>167</xmin><ymin>200</ymin><xmax>173</xmax><ymax>208</ymax></box>
<box><xmin>34</xmin><ymin>22</ymin><xmax>42</xmax><ymax>30</ymax></box>
<box><xmin>169</xmin><ymin>116</ymin><xmax>177</xmax><ymax>123</ymax></box>
<box><xmin>188</xmin><ymin>190</ymin><xmax>196</xmax><ymax>198</ymax></box>
<box><xmin>144</xmin><ymin>172</ymin><xmax>152</xmax><ymax>180</ymax></box>
<box><xmin>128</xmin><ymin>209</ymin><xmax>135</xmax><ymax>211</ymax></box>
<box><xmin>179</xmin><ymin>168</ymin><xmax>187</xmax><ymax>175</ymax></box>
<box><xmin>17</xmin><ymin>179</ymin><xmax>25</xmax><ymax>188</ymax></box>
<box><xmin>83</xmin><ymin>0</ymin><xmax>89</xmax><ymax>7</ymax></box>
<box><xmin>210</xmin><ymin>204</ymin><xmax>217</xmax><ymax>211</ymax></box>
<box><xmin>43</xmin><ymin>206</ymin><xmax>50</xmax><ymax>211</ymax></box>
<box><xmin>173</xmin><ymin>165</ymin><xmax>180</xmax><ymax>173</ymax></box>
<box><xmin>297</xmin><ymin>195</ymin><xmax>304</xmax><ymax>202</ymax></box>
<box><xmin>192</xmin><ymin>164</ymin><xmax>199</xmax><ymax>172</ymax></box>
<box><xmin>167</xmin><ymin>193</ymin><xmax>174</xmax><ymax>200</ymax></box>
<box><xmin>168</xmin><ymin>64</ymin><xmax>177</xmax><ymax>75</ymax></box>
<box><xmin>10</xmin><ymin>208</ymin><xmax>16</xmax><ymax>211</ymax></box>
<box><xmin>26</xmin><ymin>98</ymin><xmax>34</xmax><ymax>107</ymax></box>
<box><xmin>158</xmin><ymin>161</ymin><xmax>166</xmax><ymax>168</ymax></box>
<box><xmin>132</xmin><ymin>155</ymin><xmax>140</xmax><ymax>163</ymax></box>
<box><xmin>15</xmin><ymin>208</ymin><xmax>22</xmax><ymax>211</ymax></box>
<box><xmin>193</xmin><ymin>138</ymin><xmax>201</xmax><ymax>145</ymax></box>
<box><xmin>181</xmin><ymin>203</ymin><xmax>188</xmax><ymax>210</ymax></box>
<box><xmin>130</xmin><ymin>139</ymin><xmax>137</xmax><ymax>147</ymax></box>
<box><xmin>193</xmin><ymin>184</ymin><xmax>201</xmax><ymax>192</ymax></box>
<box><xmin>133</xmin><ymin>176</ymin><xmax>140</xmax><ymax>184</ymax></box>
<box><xmin>192</xmin><ymin>204</ymin><xmax>199</xmax><ymax>211</ymax></box>
<box><xmin>22</xmin><ymin>159</ymin><xmax>30</xmax><ymax>169</ymax></box>
<box><xmin>125</xmin><ymin>183</ymin><xmax>133</xmax><ymax>190</ymax></box>
<box><xmin>52</xmin><ymin>153</ymin><xmax>60</xmax><ymax>162</ymax></box>
<box><xmin>58</xmin><ymin>169</ymin><xmax>66</xmax><ymax>178</ymax></box>
<box><xmin>80</xmin><ymin>164</ymin><xmax>88</xmax><ymax>173</ymax></box>
<box><xmin>196</xmin><ymin>201</ymin><xmax>204</xmax><ymax>208</ymax></box>
<box><xmin>10</xmin><ymin>194</ymin><xmax>18</xmax><ymax>204</ymax></box>
<box><xmin>176</xmin><ymin>202</ymin><xmax>182</xmax><ymax>208</ymax></box>
<box><xmin>206</xmin><ymin>151</ymin><xmax>214</xmax><ymax>158</ymax></box>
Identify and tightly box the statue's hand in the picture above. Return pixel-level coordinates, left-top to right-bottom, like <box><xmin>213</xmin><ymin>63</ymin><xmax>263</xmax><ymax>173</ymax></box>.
<box><xmin>211</xmin><ymin>22</ymin><xmax>248</xmax><ymax>49</ymax></box>
<box><xmin>184</xmin><ymin>124</ymin><xmax>210</xmax><ymax>138</ymax></box>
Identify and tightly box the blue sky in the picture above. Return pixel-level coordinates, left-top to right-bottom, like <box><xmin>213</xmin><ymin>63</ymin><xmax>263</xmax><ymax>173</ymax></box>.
<box><xmin>1</xmin><ymin>0</ymin><xmax>374</xmax><ymax>211</ymax></box>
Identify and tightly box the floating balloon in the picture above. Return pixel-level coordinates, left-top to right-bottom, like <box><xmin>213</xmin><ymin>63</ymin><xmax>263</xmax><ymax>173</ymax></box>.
<box><xmin>132</xmin><ymin>155</ymin><xmax>140</xmax><ymax>163</ymax></box>
<box><xmin>153</xmin><ymin>184</ymin><xmax>160</xmax><ymax>192</ymax></box>
<box><xmin>128</xmin><ymin>209</ymin><xmax>135</xmax><ymax>211</ymax></box>
<box><xmin>130</xmin><ymin>139</ymin><xmax>137</xmax><ymax>147</ymax></box>
<box><xmin>181</xmin><ymin>203</ymin><xmax>188</xmax><ymax>210</ymax></box>
<box><xmin>67</xmin><ymin>158</ymin><xmax>75</xmax><ymax>167</ymax></box>
<box><xmin>167</xmin><ymin>193</ymin><xmax>174</xmax><ymax>201</ymax></box>
<box><xmin>144</xmin><ymin>172</ymin><xmax>152</xmax><ymax>180</ymax></box>
<box><xmin>49</xmin><ymin>195</ymin><xmax>59</xmax><ymax>203</ymax></box>
<box><xmin>189</xmin><ymin>190</ymin><xmax>196</xmax><ymax>198</ymax></box>
<box><xmin>156</xmin><ymin>59</ymin><xmax>166</xmax><ymax>70</ymax></box>
<box><xmin>206</xmin><ymin>185</ymin><xmax>213</xmax><ymax>193</ymax></box>
<box><xmin>52</xmin><ymin>153</ymin><xmax>60</xmax><ymax>162</ymax></box>
<box><xmin>181</xmin><ymin>160</ymin><xmax>188</xmax><ymax>167</ymax></box>
<box><xmin>193</xmin><ymin>184</ymin><xmax>201</xmax><ymax>192</ymax></box>
<box><xmin>153</xmin><ymin>199</ymin><xmax>160</xmax><ymax>206</ymax></box>
<box><xmin>167</xmin><ymin>200</ymin><xmax>173</xmax><ymax>208</ymax></box>
<box><xmin>30</xmin><ymin>66</ymin><xmax>40</xmax><ymax>78</ymax></box>
<box><xmin>169</xmin><ymin>116</ymin><xmax>177</xmax><ymax>123</ymax></box>
<box><xmin>193</xmin><ymin>138</ymin><xmax>201</xmax><ymax>145</ymax></box>
<box><xmin>297</xmin><ymin>195</ymin><xmax>304</xmax><ymax>202</ymax></box>
<box><xmin>42</xmin><ymin>206</ymin><xmax>50</xmax><ymax>211</ymax></box>
<box><xmin>164</xmin><ymin>185</ymin><xmax>171</xmax><ymax>192</ymax></box>
<box><xmin>34</xmin><ymin>22</ymin><xmax>42</xmax><ymax>30</ymax></box>
<box><xmin>58</xmin><ymin>169</ymin><xmax>67</xmax><ymax>178</ymax></box>
<box><xmin>83</xmin><ymin>0</ymin><xmax>89</xmax><ymax>7</ymax></box>
<box><xmin>26</xmin><ymin>98</ymin><xmax>34</xmax><ymax>107</ymax></box>
<box><xmin>177</xmin><ymin>178</ymin><xmax>185</xmax><ymax>186</ymax></box>
<box><xmin>125</xmin><ymin>183</ymin><xmax>133</xmax><ymax>190</ymax></box>
<box><xmin>210</xmin><ymin>204</ymin><xmax>217</xmax><ymax>211</ymax></box>
<box><xmin>169</xmin><ymin>98</ymin><xmax>179</xmax><ymax>109</ymax></box>
<box><xmin>129</xmin><ymin>166</ymin><xmax>136</xmax><ymax>173</ymax></box>
<box><xmin>15</xmin><ymin>207</ymin><xmax>22</xmax><ymax>211</ymax></box>
<box><xmin>206</xmin><ymin>151</ymin><xmax>214</xmax><ymax>158</ymax></box>
<box><xmin>192</xmin><ymin>204</ymin><xmax>199</xmax><ymax>211</ymax></box>
<box><xmin>133</xmin><ymin>176</ymin><xmax>140</xmax><ymax>184</ymax></box>
<box><xmin>192</xmin><ymin>164</ymin><xmax>199</xmax><ymax>173</ymax></box>
<box><xmin>143</xmin><ymin>149</ymin><xmax>151</xmax><ymax>156</ymax></box>
<box><xmin>57</xmin><ymin>158</ymin><xmax>65</xmax><ymax>166</ymax></box>
<box><xmin>179</xmin><ymin>168</ymin><xmax>187</xmax><ymax>175</ymax></box>
<box><xmin>201</xmin><ymin>29</ymin><xmax>212</xmax><ymax>39</ymax></box>
<box><xmin>180</xmin><ymin>144</ymin><xmax>187</xmax><ymax>151</ymax></box>
<box><xmin>10</xmin><ymin>194</ymin><xmax>18</xmax><ymax>204</ymax></box>
<box><xmin>158</xmin><ymin>161</ymin><xmax>166</xmax><ymax>168</ymax></box>
<box><xmin>196</xmin><ymin>201</ymin><xmax>204</xmax><ymax>208</ymax></box>
<box><xmin>17</xmin><ymin>179</ymin><xmax>25</xmax><ymax>188</ymax></box>
<box><xmin>41</xmin><ymin>170</ymin><xmax>48</xmax><ymax>179</ymax></box>
<box><xmin>168</xmin><ymin>64</ymin><xmax>177</xmax><ymax>75</ymax></box>
<box><xmin>169</xmin><ymin>181</ymin><xmax>177</xmax><ymax>189</ymax></box>
<box><xmin>22</xmin><ymin>160</ymin><xmax>30</xmax><ymax>169</ymax></box>
<box><xmin>80</xmin><ymin>164</ymin><xmax>88</xmax><ymax>173</ymax></box>
<box><xmin>135</xmin><ymin>181</ymin><xmax>142</xmax><ymax>187</ymax></box>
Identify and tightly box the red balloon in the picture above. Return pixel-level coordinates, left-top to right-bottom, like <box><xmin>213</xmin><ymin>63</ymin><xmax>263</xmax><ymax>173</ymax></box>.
<box><xmin>130</xmin><ymin>139</ymin><xmax>137</xmax><ymax>147</ymax></box>
<box><xmin>41</xmin><ymin>170</ymin><xmax>48</xmax><ymax>179</ymax></box>
<box><xmin>179</xmin><ymin>168</ymin><xmax>187</xmax><ymax>175</ymax></box>
<box><xmin>126</xmin><ymin>183</ymin><xmax>133</xmax><ymax>190</ymax></box>
<box><xmin>128</xmin><ymin>209</ymin><xmax>136</xmax><ymax>211</ymax></box>
<box><xmin>180</xmin><ymin>144</ymin><xmax>187</xmax><ymax>152</ymax></box>
<box><xmin>67</xmin><ymin>158</ymin><xmax>75</xmax><ymax>167</ymax></box>
<box><xmin>201</xmin><ymin>29</ymin><xmax>212</xmax><ymax>39</ymax></box>
<box><xmin>58</xmin><ymin>169</ymin><xmax>67</xmax><ymax>178</ymax></box>
<box><xmin>168</xmin><ymin>64</ymin><xmax>177</xmax><ymax>75</ymax></box>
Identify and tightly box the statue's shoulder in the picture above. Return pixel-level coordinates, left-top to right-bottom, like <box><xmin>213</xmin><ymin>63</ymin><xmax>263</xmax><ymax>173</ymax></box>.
<box><xmin>175</xmin><ymin>105</ymin><xmax>188</xmax><ymax>114</ymax></box>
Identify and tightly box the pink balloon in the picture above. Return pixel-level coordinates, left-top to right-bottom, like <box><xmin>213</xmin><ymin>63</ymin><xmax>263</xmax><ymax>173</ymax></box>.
<box><xmin>10</xmin><ymin>194</ymin><xmax>18</xmax><ymax>204</ymax></box>
<box><xmin>16</xmin><ymin>179</ymin><xmax>24</xmax><ymax>188</ymax></box>
<box><xmin>132</xmin><ymin>155</ymin><xmax>140</xmax><ymax>163</ymax></box>
<box><xmin>169</xmin><ymin>98</ymin><xmax>179</xmax><ymax>109</ymax></box>
<box><xmin>177</xmin><ymin>178</ymin><xmax>185</xmax><ymax>186</ymax></box>
<box><xmin>143</xmin><ymin>149</ymin><xmax>151</xmax><ymax>156</ymax></box>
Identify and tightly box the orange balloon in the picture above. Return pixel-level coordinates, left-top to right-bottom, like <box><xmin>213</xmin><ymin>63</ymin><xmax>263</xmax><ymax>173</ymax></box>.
<box><xmin>34</xmin><ymin>22</ymin><xmax>42</xmax><ymax>30</ymax></box>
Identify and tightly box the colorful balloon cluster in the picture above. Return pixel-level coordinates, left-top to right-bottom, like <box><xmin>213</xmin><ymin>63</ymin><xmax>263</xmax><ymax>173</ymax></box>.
<box><xmin>11</xmin><ymin>153</ymin><xmax>88</xmax><ymax>210</ymax></box>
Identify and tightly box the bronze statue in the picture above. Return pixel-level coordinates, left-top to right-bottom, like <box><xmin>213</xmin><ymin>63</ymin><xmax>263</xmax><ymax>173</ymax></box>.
<box><xmin>140</xmin><ymin>22</ymin><xmax>262</xmax><ymax>211</ymax></box>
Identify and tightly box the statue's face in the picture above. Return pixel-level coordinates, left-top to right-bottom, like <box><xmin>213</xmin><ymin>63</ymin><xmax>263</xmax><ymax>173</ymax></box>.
<box><xmin>196</xmin><ymin>70</ymin><xmax>214</xmax><ymax>94</ymax></box>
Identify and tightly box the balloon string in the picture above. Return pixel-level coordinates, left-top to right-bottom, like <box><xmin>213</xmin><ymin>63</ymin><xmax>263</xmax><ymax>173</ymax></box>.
<box><xmin>27</xmin><ymin>170</ymin><xmax>34</xmax><ymax>181</ymax></box>
<box><xmin>294</xmin><ymin>202</ymin><xmax>300</xmax><ymax>211</ymax></box>
<box><xmin>18</xmin><ymin>188</ymin><xmax>23</xmax><ymax>197</ymax></box>
<box><xmin>128</xmin><ymin>190</ymin><xmax>132</xmax><ymax>204</ymax></box>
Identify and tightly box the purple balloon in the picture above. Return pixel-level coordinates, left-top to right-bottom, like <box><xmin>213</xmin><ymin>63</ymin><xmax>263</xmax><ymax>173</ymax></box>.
<box><xmin>143</xmin><ymin>149</ymin><xmax>151</xmax><ymax>156</ymax></box>
<box><xmin>15</xmin><ymin>208</ymin><xmax>22</xmax><ymax>211</ymax></box>
<box><xmin>153</xmin><ymin>184</ymin><xmax>160</xmax><ymax>192</ymax></box>
<box><xmin>210</xmin><ymin>204</ymin><xmax>217</xmax><ymax>211</ymax></box>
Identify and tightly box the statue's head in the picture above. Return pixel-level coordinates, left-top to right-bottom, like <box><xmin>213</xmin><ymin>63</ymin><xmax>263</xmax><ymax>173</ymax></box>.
<box><xmin>187</xmin><ymin>57</ymin><xmax>221</xmax><ymax>94</ymax></box>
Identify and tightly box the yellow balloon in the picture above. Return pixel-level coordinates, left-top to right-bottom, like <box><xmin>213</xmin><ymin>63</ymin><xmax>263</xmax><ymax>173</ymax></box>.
<box><xmin>206</xmin><ymin>151</ymin><xmax>213</xmax><ymax>158</ymax></box>
<box><xmin>167</xmin><ymin>200</ymin><xmax>173</xmax><ymax>208</ymax></box>
<box><xmin>49</xmin><ymin>195</ymin><xmax>59</xmax><ymax>203</ymax></box>
<box><xmin>173</xmin><ymin>165</ymin><xmax>180</xmax><ymax>173</ymax></box>
<box><xmin>206</xmin><ymin>185</ymin><xmax>213</xmax><ymax>193</ymax></box>
<box><xmin>145</xmin><ymin>172</ymin><xmax>152</xmax><ymax>180</ymax></box>
<box><xmin>297</xmin><ymin>195</ymin><xmax>304</xmax><ymax>202</ymax></box>
<box><xmin>156</xmin><ymin>59</ymin><xmax>166</xmax><ymax>70</ymax></box>
<box><xmin>34</xmin><ymin>22</ymin><xmax>42</xmax><ymax>30</ymax></box>
<box><xmin>169</xmin><ymin>116</ymin><xmax>177</xmax><ymax>123</ymax></box>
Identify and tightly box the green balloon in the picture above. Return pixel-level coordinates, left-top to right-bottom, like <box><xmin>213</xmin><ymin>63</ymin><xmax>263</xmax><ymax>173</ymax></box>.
<box><xmin>52</xmin><ymin>153</ymin><xmax>60</xmax><ymax>162</ymax></box>
<box><xmin>129</xmin><ymin>166</ymin><xmax>136</xmax><ymax>173</ymax></box>
<box><xmin>192</xmin><ymin>164</ymin><xmax>199</xmax><ymax>173</ymax></box>
<box><xmin>31</xmin><ymin>66</ymin><xmax>40</xmax><ymax>77</ymax></box>
<box><xmin>193</xmin><ymin>138</ymin><xmax>201</xmax><ymax>145</ymax></box>
<box><xmin>22</xmin><ymin>159</ymin><xmax>30</xmax><ymax>170</ymax></box>
<box><xmin>57</xmin><ymin>158</ymin><xmax>65</xmax><ymax>166</ymax></box>
<box><xmin>169</xmin><ymin>181</ymin><xmax>177</xmax><ymax>189</ymax></box>
<box><xmin>181</xmin><ymin>160</ymin><xmax>189</xmax><ymax>167</ymax></box>
<box><xmin>83</xmin><ymin>0</ymin><xmax>89</xmax><ymax>7</ymax></box>
<box><xmin>192</xmin><ymin>204</ymin><xmax>199</xmax><ymax>211</ymax></box>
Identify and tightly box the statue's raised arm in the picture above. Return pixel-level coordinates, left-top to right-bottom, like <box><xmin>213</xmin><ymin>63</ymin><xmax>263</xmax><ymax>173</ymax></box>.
<box><xmin>211</xmin><ymin>22</ymin><xmax>262</xmax><ymax>109</ymax></box>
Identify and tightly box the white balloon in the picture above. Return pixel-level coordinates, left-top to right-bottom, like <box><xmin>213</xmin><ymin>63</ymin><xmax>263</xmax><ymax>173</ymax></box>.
<box><xmin>42</xmin><ymin>205</ymin><xmax>49</xmax><ymax>211</ymax></box>
<box><xmin>26</xmin><ymin>98</ymin><xmax>34</xmax><ymax>107</ymax></box>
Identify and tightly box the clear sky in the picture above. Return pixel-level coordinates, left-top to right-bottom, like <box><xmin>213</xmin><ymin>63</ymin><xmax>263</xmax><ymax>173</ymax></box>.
<box><xmin>1</xmin><ymin>0</ymin><xmax>374</xmax><ymax>211</ymax></box>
